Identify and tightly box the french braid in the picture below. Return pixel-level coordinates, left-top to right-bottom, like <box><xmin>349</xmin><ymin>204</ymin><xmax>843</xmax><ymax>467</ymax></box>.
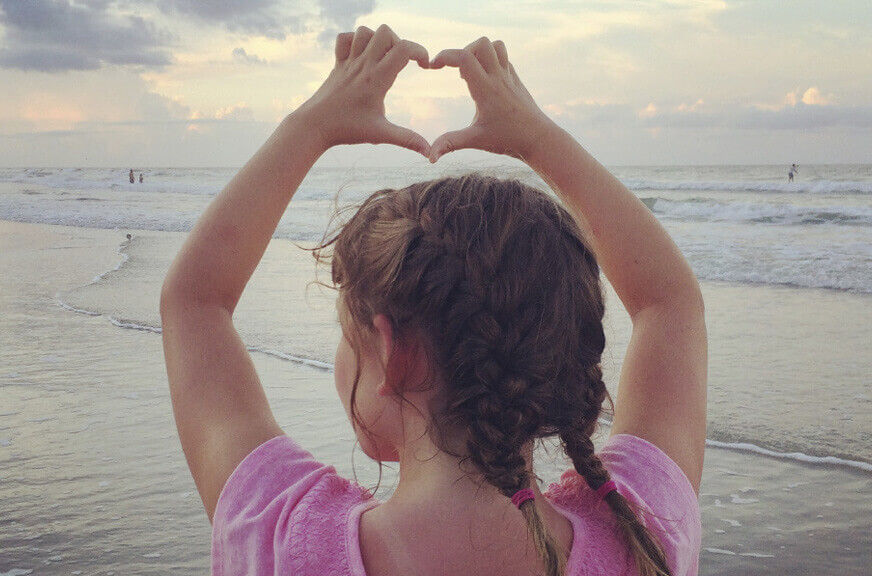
<box><xmin>319</xmin><ymin>174</ymin><xmax>672</xmax><ymax>576</ymax></box>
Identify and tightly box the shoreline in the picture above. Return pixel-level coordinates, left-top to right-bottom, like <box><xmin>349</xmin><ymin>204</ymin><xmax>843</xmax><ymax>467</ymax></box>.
<box><xmin>1</xmin><ymin>219</ymin><xmax>871</xmax><ymax>574</ymax></box>
<box><xmin>7</xmin><ymin>217</ymin><xmax>872</xmax><ymax>473</ymax></box>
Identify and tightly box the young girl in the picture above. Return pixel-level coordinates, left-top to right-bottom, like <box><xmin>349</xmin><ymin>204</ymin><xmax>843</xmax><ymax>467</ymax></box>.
<box><xmin>161</xmin><ymin>25</ymin><xmax>706</xmax><ymax>576</ymax></box>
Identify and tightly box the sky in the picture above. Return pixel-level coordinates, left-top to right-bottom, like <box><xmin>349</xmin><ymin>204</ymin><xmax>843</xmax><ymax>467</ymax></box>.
<box><xmin>1</xmin><ymin>0</ymin><xmax>870</xmax><ymax>167</ymax></box>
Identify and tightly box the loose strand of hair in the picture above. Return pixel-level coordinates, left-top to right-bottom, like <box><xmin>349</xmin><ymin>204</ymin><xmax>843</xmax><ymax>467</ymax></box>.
<box><xmin>562</xmin><ymin>429</ymin><xmax>673</xmax><ymax>576</ymax></box>
<box><xmin>603</xmin><ymin>492</ymin><xmax>672</xmax><ymax>576</ymax></box>
<box><xmin>518</xmin><ymin>498</ymin><xmax>566</xmax><ymax>576</ymax></box>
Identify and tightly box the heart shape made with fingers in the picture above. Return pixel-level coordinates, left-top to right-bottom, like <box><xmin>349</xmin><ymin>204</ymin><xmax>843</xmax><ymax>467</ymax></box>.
<box><xmin>385</xmin><ymin>66</ymin><xmax>475</xmax><ymax>153</ymax></box>
<box><xmin>325</xmin><ymin>26</ymin><xmax>542</xmax><ymax>164</ymax></box>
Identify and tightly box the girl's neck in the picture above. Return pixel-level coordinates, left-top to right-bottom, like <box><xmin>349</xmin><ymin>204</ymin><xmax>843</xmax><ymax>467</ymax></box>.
<box><xmin>359</xmin><ymin>435</ymin><xmax>573</xmax><ymax>576</ymax></box>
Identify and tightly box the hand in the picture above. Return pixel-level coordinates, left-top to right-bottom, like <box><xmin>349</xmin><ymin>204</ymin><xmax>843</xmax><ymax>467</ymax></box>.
<box><xmin>428</xmin><ymin>38</ymin><xmax>556</xmax><ymax>163</ymax></box>
<box><xmin>299</xmin><ymin>25</ymin><xmax>431</xmax><ymax>157</ymax></box>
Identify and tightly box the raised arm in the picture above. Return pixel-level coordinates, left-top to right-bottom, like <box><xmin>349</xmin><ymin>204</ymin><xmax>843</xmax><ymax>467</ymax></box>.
<box><xmin>429</xmin><ymin>39</ymin><xmax>707</xmax><ymax>492</ymax></box>
<box><xmin>160</xmin><ymin>25</ymin><xmax>430</xmax><ymax>520</ymax></box>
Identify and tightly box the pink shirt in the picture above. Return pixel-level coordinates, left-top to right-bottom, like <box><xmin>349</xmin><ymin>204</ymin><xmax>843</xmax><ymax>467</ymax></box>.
<box><xmin>213</xmin><ymin>434</ymin><xmax>701</xmax><ymax>575</ymax></box>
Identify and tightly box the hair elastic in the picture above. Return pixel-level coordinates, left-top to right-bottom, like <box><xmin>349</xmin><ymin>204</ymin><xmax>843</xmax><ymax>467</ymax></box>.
<box><xmin>511</xmin><ymin>488</ymin><xmax>536</xmax><ymax>509</ymax></box>
<box><xmin>595</xmin><ymin>480</ymin><xmax>618</xmax><ymax>499</ymax></box>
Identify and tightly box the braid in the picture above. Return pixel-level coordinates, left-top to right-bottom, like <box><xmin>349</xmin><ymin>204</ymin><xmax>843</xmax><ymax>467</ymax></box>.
<box><xmin>561</xmin><ymin>427</ymin><xmax>673</xmax><ymax>576</ymax></box>
<box><xmin>418</xmin><ymin>178</ymin><xmax>569</xmax><ymax>576</ymax></box>
<box><xmin>323</xmin><ymin>174</ymin><xmax>652</xmax><ymax>576</ymax></box>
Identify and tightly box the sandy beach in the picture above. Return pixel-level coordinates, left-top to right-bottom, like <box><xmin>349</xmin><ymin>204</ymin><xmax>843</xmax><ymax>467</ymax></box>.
<box><xmin>1</xmin><ymin>219</ymin><xmax>870</xmax><ymax>575</ymax></box>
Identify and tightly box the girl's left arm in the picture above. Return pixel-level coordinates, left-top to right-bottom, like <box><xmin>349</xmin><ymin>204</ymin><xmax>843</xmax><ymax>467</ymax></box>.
<box><xmin>160</xmin><ymin>25</ymin><xmax>429</xmax><ymax>520</ymax></box>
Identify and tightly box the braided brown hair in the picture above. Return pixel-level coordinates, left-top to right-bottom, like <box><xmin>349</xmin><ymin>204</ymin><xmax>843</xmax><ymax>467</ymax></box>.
<box><xmin>316</xmin><ymin>174</ymin><xmax>671</xmax><ymax>576</ymax></box>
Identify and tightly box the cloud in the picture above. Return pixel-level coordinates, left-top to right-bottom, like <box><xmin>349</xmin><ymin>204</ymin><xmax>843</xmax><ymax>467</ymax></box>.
<box><xmin>0</xmin><ymin>67</ymin><xmax>191</xmax><ymax>138</ymax></box>
<box><xmin>800</xmin><ymin>87</ymin><xmax>834</xmax><ymax>106</ymax></box>
<box><xmin>318</xmin><ymin>0</ymin><xmax>376</xmax><ymax>45</ymax></box>
<box><xmin>0</xmin><ymin>0</ymin><xmax>381</xmax><ymax>73</ymax></box>
<box><xmin>0</xmin><ymin>0</ymin><xmax>173</xmax><ymax>72</ymax></box>
<box><xmin>153</xmin><ymin>0</ymin><xmax>296</xmax><ymax>40</ymax></box>
<box><xmin>232</xmin><ymin>47</ymin><xmax>266</xmax><ymax>65</ymax></box>
<box><xmin>638</xmin><ymin>102</ymin><xmax>658</xmax><ymax>118</ymax></box>
<box><xmin>676</xmin><ymin>99</ymin><xmax>705</xmax><ymax>113</ymax></box>
<box><xmin>151</xmin><ymin>0</ymin><xmax>378</xmax><ymax>46</ymax></box>
<box><xmin>733</xmin><ymin>103</ymin><xmax>872</xmax><ymax>130</ymax></box>
<box><xmin>549</xmin><ymin>95</ymin><xmax>872</xmax><ymax>137</ymax></box>
<box><xmin>184</xmin><ymin>103</ymin><xmax>256</xmax><ymax>133</ymax></box>
<box><xmin>205</xmin><ymin>103</ymin><xmax>255</xmax><ymax>122</ymax></box>
<box><xmin>639</xmin><ymin>102</ymin><xmax>872</xmax><ymax>131</ymax></box>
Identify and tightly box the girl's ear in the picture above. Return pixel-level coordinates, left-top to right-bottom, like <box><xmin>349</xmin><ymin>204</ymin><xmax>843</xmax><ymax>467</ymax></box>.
<box><xmin>371</xmin><ymin>313</ymin><xmax>394</xmax><ymax>364</ymax></box>
<box><xmin>372</xmin><ymin>314</ymin><xmax>430</xmax><ymax>397</ymax></box>
<box><xmin>371</xmin><ymin>314</ymin><xmax>396</xmax><ymax>397</ymax></box>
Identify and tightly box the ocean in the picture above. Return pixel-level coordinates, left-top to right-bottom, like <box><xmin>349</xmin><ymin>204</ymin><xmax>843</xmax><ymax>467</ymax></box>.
<box><xmin>1</xmin><ymin>162</ymin><xmax>870</xmax><ymax>574</ymax></box>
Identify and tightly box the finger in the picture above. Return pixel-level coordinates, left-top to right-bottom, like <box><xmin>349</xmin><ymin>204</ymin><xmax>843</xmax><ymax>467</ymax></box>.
<box><xmin>334</xmin><ymin>32</ymin><xmax>354</xmax><ymax>63</ymax></box>
<box><xmin>429</xmin><ymin>126</ymin><xmax>482</xmax><ymax>163</ymax></box>
<box><xmin>492</xmin><ymin>40</ymin><xmax>509</xmax><ymax>69</ymax></box>
<box><xmin>350</xmin><ymin>26</ymin><xmax>374</xmax><ymax>58</ymax></box>
<box><xmin>379</xmin><ymin>39</ymin><xmax>430</xmax><ymax>76</ymax></box>
<box><xmin>469</xmin><ymin>37</ymin><xmax>500</xmax><ymax>73</ymax></box>
<box><xmin>378</xmin><ymin>120</ymin><xmax>431</xmax><ymax>157</ymax></box>
<box><xmin>429</xmin><ymin>49</ymin><xmax>487</xmax><ymax>85</ymax></box>
<box><xmin>429</xmin><ymin>48</ymin><xmax>463</xmax><ymax>69</ymax></box>
<box><xmin>366</xmin><ymin>24</ymin><xmax>398</xmax><ymax>61</ymax></box>
<box><xmin>508</xmin><ymin>62</ymin><xmax>523</xmax><ymax>84</ymax></box>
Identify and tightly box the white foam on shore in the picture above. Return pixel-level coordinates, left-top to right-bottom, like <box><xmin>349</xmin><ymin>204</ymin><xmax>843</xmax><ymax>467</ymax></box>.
<box><xmin>56</xmin><ymin>236</ymin><xmax>133</xmax><ymax>317</ymax></box>
<box><xmin>92</xmin><ymin>247</ymin><xmax>129</xmax><ymax>283</ymax></box>
<box><xmin>57</xmin><ymin>233</ymin><xmax>872</xmax><ymax>476</ymax></box>
<box><xmin>625</xmin><ymin>178</ymin><xmax>872</xmax><ymax>195</ymax></box>
<box><xmin>107</xmin><ymin>317</ymin><xmax>162</xmax><ymax>334</ymax></box>
<box><xmin>247</xmin><ymin>346</ymin><xmax>333</xmax><ymax>371</ymax></box>
<box><xmin>598</xmin><ymin>418</ymin><xmax>872</xmax><ymax>473</ymax></box>
<box><xmin>56</xmin><ymin>299</ymin><xmax>100</xmax><ymax>316</ymax></box>
<box><xmin>730</xmin><ymin>494</ymin><xmax>760</xmax><ymax>504</ymax></box>
<box><xmin>705</xmin><ymin>439</ymin><xmax>872</xmax><ymax>473</ymax></box>
<box><xmin>705</xmin><ymin>548</ymin><xmax>737</xmax><ymax>556</ymax></box>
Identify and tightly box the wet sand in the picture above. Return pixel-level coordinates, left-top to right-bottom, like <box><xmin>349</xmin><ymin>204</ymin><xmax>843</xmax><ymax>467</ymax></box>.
<box><xmin>0</xmin><ymin>220</ymin><xmax>870</xmax><ymax>575</ymax></box>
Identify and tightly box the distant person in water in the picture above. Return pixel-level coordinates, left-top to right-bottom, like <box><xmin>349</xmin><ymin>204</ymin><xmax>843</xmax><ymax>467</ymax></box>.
<box><xmin>788</xmin><ymin>164</ymin><xmax>798</xmax><ymax>182</ymax></box>
<box><xmin>139</xmin><ymin>173</ymin><xmax>144</xmax><ymax>183</ymax></box>
<box><xmin>129</xmin><ymin>169</ymin><xmax>135</xmax><ymax>184</ymax></box>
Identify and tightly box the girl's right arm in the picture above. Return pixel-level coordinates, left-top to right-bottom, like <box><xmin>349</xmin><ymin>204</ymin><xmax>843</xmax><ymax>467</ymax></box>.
<box><xmin>161</xmin><ymin>25</ymin><xmax>430</xmax><ymax>519</ymax></box>
<box><xmin>430</xmin><ymin>39</ymin><xmax>707</xmax><ymax>492</ymax></box>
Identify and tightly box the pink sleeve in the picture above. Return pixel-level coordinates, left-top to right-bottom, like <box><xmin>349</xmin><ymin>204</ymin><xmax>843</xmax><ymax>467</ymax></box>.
<box><xmin>599</xmin><ymin>434</ymin><xmax>702</xmax><ymax>576</ymax></box>
<box><xmin>211</xmin><ymin>435</ymin><xmax>346</xmax><ymax>575</ymax></box>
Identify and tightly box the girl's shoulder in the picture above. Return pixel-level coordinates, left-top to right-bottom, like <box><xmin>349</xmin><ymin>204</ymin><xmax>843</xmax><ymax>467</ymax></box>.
<box><xmin>545</xmin><ymin>434</ymin><xmax>701</xmax><ymax>576</ymax></box>
<box><xmin>212</xmin><ymin>435</ymin><xmax>377</xmax><ymax>576</ymax></box>
<box><xmin>546</xmin><ymin>433</ymin><xmax>699</xmax><ymax>514</ymax></box>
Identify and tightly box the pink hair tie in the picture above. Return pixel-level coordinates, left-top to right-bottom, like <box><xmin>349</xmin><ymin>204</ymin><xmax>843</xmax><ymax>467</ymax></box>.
<box><xmin>595</xmin><ymin>480</ymin><xmax>618</xmax><ymax>499</ymax></box>
<box><xmin>511</xmin><ymin>488</ymin><xmax>535</xmax><ymax>509</ymax></box>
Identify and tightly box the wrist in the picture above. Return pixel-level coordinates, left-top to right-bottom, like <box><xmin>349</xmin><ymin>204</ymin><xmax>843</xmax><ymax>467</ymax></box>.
<box><xmin>279</xmin><ymin>106</ymin><xmax>332</xmax><ymax>158</ymax></box>
<box><xmin>518</xmin><ymin>115</ymin><xmax>564</xmax><ymax>168</ymax></box>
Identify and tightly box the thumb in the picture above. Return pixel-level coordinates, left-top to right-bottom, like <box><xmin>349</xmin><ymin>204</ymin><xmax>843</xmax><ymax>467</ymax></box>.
<box><xmin>378</xmin><ymin>121</ymin><xmax>431</xmax><ymax>157</ymax></box>
<box><xmin>429</xmin><ymin>126</ymin><xmax>482</xmax><ymax>163</ymax></box>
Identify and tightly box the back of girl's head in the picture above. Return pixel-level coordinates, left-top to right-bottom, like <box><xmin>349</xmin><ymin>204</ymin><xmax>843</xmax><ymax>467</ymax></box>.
<box><xmin>328</xmin><ymin>174</ymin><xmax>605</xmax><ymax>456</ymax></box>
<box><xmin>319</xmin><ymin>174</ymin><xmax>670</xmax><ymax>576</ymax></box>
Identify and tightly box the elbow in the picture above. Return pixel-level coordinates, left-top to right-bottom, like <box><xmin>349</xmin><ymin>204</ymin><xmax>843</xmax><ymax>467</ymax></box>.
<box><xmin>631</xmin><ymin>272</ymin><xmax>706</xmax><ymax>325</ymax></box>
<box><xmin>160</xmin><ymin>270</ymin><xmax>186</xmax><ymax>321</ymax></box>
<box><xmin>676</xmin><ymin>276</ymin><xmax>706</xmax><ymax>336</ymax></box>
<box><xmin>669</xmin><ymin>260</ymin><xmax>705</xmax><ymax>320</ymax></box>
<box><xmin>160</xmin><ymin>266</ymin><xmax>235</xmax><ymax>320</ymax></box>
<box><xmin>160</xmin><ymin>263</ymin><xmax>201</xmax><ymax>319</ymax></box>
<box><xmin>685</xmin><ymin>275</ymin><xmax>705</xmax><ymax>319</ymax></box>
